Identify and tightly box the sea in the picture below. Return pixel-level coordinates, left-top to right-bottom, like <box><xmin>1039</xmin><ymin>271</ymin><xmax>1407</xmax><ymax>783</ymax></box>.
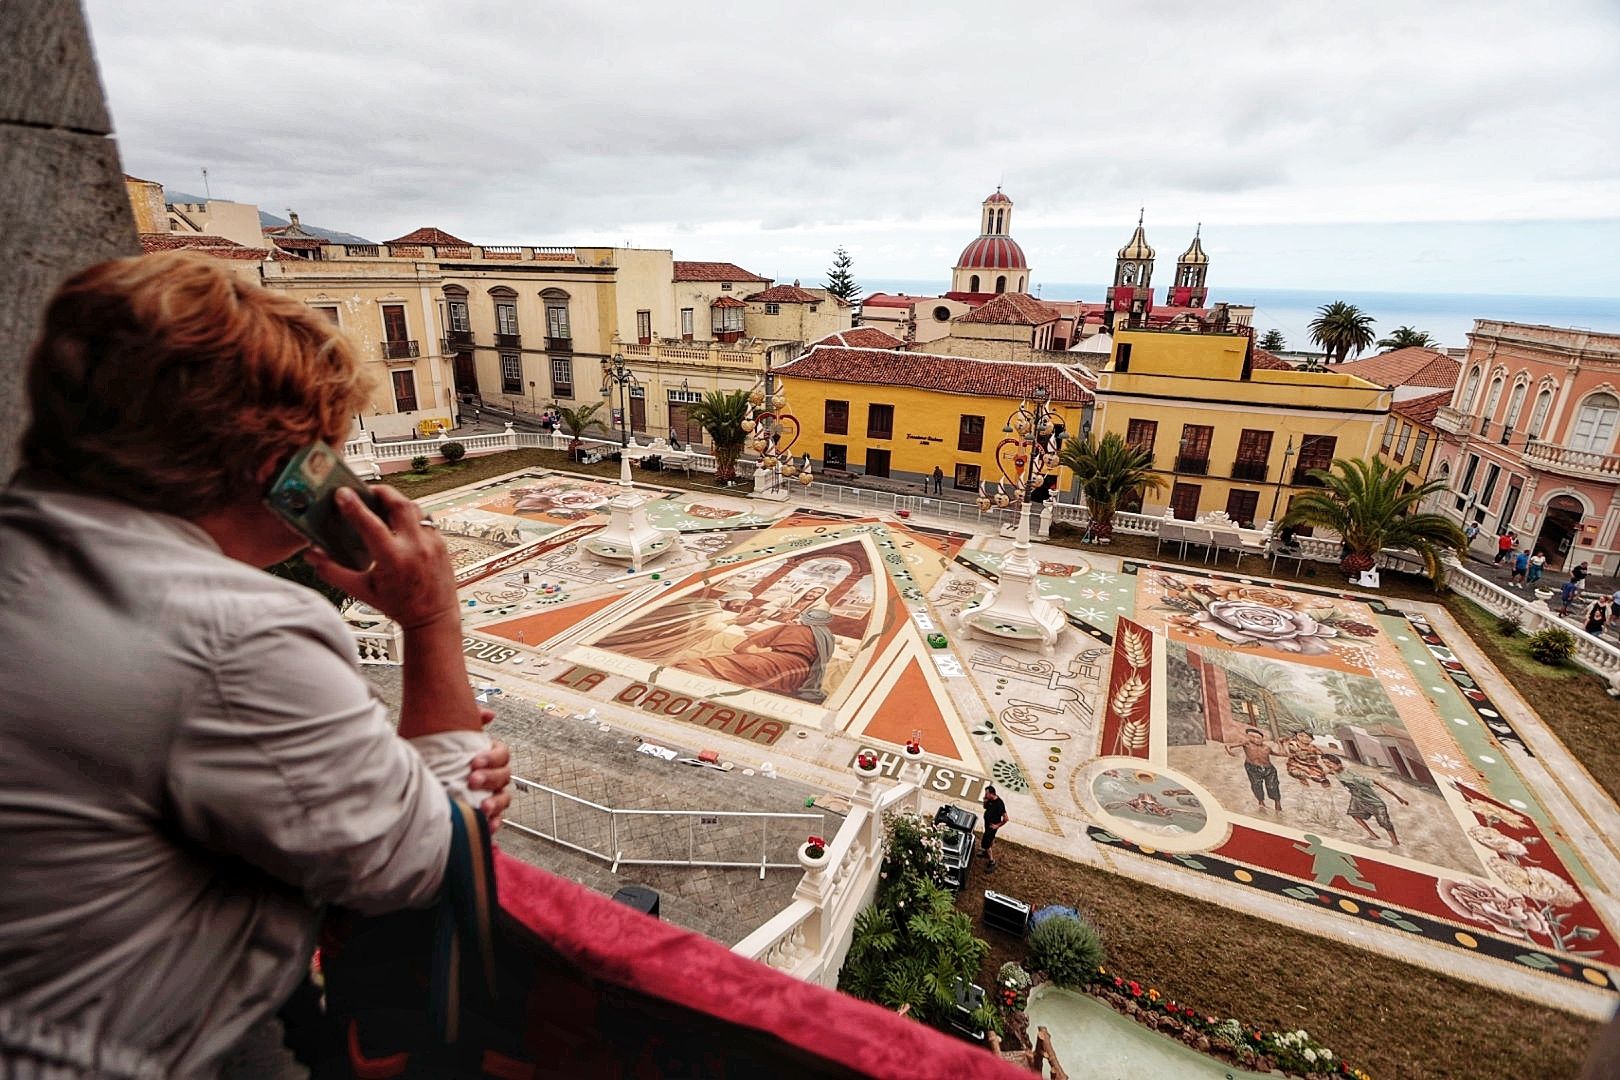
<box><xmin>860</xmin><ymin>279</ymin><xmax>1620</xmax><ymax>356</ymax></box>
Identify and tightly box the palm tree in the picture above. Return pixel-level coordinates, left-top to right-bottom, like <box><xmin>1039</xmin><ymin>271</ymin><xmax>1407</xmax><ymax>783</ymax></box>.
<box><xmin>1058</xmin><ymin>432</ymin><xmax>1164</xmax><ymax>541</ymax></box>
<box><xmin>1282</xmin><ymin>457</ymin><xmax>1466</xmax><ymax>583</ymax></box>
<box><xmin>1308</xmin><ymin>302</ymin><xmax>1376</xmax><ymax>364</ymax></box>
<box><xmin>684</xmin><ymin>389</ymin><xmax>752</xmax><ymax>483</ymax></box>
<box><xmin>1258</xmin><ymin>328</ymin><xmax>1286</xmax><ymax>352</ymax></box>
<box><xmin>553</xmin><ymin>401</ymin><xmax>603</xmax><ymax>458</ymax></box>
<box><xmin>1376</xmin><ymin>325</ymin><xmax>1436</xmax><ymax>350</ymax></box>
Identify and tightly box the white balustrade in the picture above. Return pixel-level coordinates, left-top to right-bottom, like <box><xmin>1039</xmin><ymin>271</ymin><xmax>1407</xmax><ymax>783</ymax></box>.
<box><xmin>354</xmin><ymin>627</ymin><xmax>402</xmax><ymax>665</ymax></box>
<box><xmin>1445</xmin><ymin>559</ymin><xmax>1620</xmax><ymax>679</ymax></box>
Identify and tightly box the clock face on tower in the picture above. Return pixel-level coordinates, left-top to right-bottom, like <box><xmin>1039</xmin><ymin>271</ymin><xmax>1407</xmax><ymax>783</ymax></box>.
<box><xmin>1119</xmin><ymin>262</ymin><xmax>1139</xmax><ymax>285</ymax></box>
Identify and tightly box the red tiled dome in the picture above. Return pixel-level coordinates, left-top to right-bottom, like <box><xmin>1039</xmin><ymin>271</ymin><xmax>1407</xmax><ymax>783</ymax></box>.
<box><xmin>955</xmin><ymin>235</ymin><xmax>1027</xmax><ymax>270</ymax></box>
<box><xmin>984</xmin><ymin>190</ymin><xmax>1012</xmax><ymax>205</ymax></box>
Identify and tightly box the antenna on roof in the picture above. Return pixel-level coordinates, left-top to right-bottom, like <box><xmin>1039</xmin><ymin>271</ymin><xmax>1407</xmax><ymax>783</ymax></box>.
<box><xmin>201</xmin><ymin>167</ymin><xmax>211</xmax><ymax>200</ymax></box>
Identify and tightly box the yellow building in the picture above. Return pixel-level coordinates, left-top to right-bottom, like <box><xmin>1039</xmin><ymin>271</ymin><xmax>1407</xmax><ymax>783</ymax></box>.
<box><xmin>775</xmin><ymin>344</ymin><xmax>1093</xmax><ymax>491</ymax></box>
<box><xmin>1093</xmin><ymin>329</ymin><xmax>1390</xmax><ymax>527</ymax></box>
<box><xmin>1376</xmin><ymin>390</ymin><xmax>1448</xmax><ymax>490</ymax></box>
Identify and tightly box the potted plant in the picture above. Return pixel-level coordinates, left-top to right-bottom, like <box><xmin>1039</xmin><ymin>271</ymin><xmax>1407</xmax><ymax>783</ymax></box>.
<box><xmin>1057</xmin><ymin>432</ymin><xmax>1163</xmax><ymax>544</ymax></box>
<box><xmin>903</xmin><ymin>732</ymin><xmax>923</xmax><ymax>759</ymax></box>
<box><xmin>799</xmin><ymin>834</ymin><xmax>829</xmax><ymax>871</ymax></box>
<box><xmin>1282</xmin><ymin>457</ymin><xmax>1465</xmax><ymax>586</ymax></box>
<box><xmin>854</xmin><ymin>750</ymin><xmax>881</xmax><ymax>779</ymax></box>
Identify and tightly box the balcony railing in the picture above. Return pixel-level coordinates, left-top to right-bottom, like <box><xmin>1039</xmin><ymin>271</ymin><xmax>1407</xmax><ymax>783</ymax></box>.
<box><xmin>1522</xmin><ymin>440</ymin><xmax>1620</xmax><ymax>479</ymax></box>
<box><xmin>446</xmin><ymin>329</ymin><xmax>474</xmax><ymax>348</ymax></box>
<box><xmin>495</xmin><ymin>332</ymin><xmax>522</xmax><ymax>348</ymax></box>
<box><xmin>547</xmin><ymin>336</ymin><xmax>573</xmax><ymax>352</ymax></box>
<box><xmin>1230</xmin><ymin>459</ymin><xmax>1268</xmax><ymax>482</ymax></box>
<box><xmin>1292</xmin><ymin>465</ymin><xmax>1327</xmax><ymax>486</ymax></box>
<box><xmin>381</xmin><ymin>339</ymin><xmax>420</xmax><ymax>360</ymax></box>
<box><xmin>1175</xmin><ymin>455</ymin><xmax>1210</xmax><ymax>475</ymax></box>
<box><xmin>1434</xmin><ymin>405</ymin><xmax>1469</xmax><ymax>434</ymax></box>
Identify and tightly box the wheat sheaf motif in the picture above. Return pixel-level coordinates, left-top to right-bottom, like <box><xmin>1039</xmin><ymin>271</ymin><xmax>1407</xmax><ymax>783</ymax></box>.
<box><xmin>1109</xmin><ymin>627</ymin><xmax>1152</xmax><ymax>757</ymax></box>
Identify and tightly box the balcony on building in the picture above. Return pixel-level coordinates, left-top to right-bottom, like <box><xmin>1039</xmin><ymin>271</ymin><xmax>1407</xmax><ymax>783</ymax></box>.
<box><xmin>494</xmin><ymin>333</ymin><xmax>522</xmax><ymax>348</ymax></box>
<box><xmin>547</xmin><ymin>334</ymin><xmax>573</xmax><ymax>352</ymax></box>
<box><xmin>1523</xmin><ymin>439</ymin><xmax>1620</xmax><ymax>480</ymax></box>
<box><xmin>1174</xmin><ymin>454</ymin><xmax>1210</xmax><ymax>475</ymax></box>
<box><xmin>445</xmin><ymin>329</ymin><xmax>474</xmax><ymax>349</ymax></box>
<box><xmin>381</xmin><ymin>339</ymin><xmax>420</xmax><ymax>360</ymax></box>
<box><xmin>1291</xmin><ymin>465</ymin><xmax>1326</xmax><ymax>487</ymax></box>
<box><xmin>712</xmin><ymin>296</ymin><xmax>747</xmax><ymax>344</ymax></box>
<box><xmin>1230</xmin><ymin>459</ymin><xmax>1268</xmax><ymax>482</ymax></box>
<box><xmin>1434</xmin><ymin>405</ymin><xmax>1468</xmax><ymax>434</ymax></box>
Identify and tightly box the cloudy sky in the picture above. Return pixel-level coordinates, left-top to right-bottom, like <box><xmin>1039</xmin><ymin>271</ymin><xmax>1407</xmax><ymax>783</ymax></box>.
<box><xmin>85</xmin><ymin>1</ymin><xmax>1620</xmax><ymax>298</ymax></box>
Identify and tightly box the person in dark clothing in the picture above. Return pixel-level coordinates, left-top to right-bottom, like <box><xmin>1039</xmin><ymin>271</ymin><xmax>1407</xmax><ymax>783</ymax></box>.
<box><xmin>932</xmin><ymin>465</ymin><xmax>944</xmax><ymax>495</ymax></box>
<box><xmin>980</xmin><ymin>785</ymin><xmax>1009</xmax><ymax>871</ymax></box>
<box><xmin>1585</xmin><ymin>600</ymin><xmax>1608</xmax><ymax>637</ymax></box>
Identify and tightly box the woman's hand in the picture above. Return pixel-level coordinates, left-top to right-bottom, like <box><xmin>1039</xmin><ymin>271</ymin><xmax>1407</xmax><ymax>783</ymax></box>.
<box><xmin>468</xmin><ymin>728</ymin><xmax>513</xmax><ymax>832</ymax></box>
<box><xmin>306</xmin><ymin>486</ymin><xmax>460</xmax><ymax>632</ymax></box>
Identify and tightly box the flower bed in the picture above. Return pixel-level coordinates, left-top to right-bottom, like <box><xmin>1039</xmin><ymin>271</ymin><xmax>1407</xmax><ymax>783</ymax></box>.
<box><xmin>1076</xmin><ymin>966</ymin><xmax>1370</xmax><ymax>1079</ymax></box>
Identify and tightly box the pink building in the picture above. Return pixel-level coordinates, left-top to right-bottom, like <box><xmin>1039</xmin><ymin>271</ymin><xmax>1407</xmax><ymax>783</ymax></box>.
<box><xmin>1433</xmin><ymin>321</ymin><xmax>1620</xmax><ymax>573</ymax></box>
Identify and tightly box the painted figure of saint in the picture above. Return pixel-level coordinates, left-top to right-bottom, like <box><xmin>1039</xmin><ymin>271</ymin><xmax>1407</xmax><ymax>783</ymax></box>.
<box><xmin>674</xmin><ymin>607</ymin><xmax>838</xmax><ymax>702</ymax></box>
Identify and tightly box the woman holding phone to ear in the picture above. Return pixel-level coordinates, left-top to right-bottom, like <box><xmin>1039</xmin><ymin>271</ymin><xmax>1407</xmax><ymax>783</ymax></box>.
<box><xmin>0</xmin><ymin>252</ymin><xmax>511</xmax><ymax>1079</ymax></box>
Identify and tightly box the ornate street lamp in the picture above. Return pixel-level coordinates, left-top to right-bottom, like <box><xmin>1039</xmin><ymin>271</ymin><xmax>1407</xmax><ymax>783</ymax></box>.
<box><xmin>600</xmin><ymin>353</ymin><xmax>639</xmax><ymax>448</ymax></box>
<box><xmin>745</xmin><ymin>360</ymin><xmax>800</xmax><ymax>497</ymax></box>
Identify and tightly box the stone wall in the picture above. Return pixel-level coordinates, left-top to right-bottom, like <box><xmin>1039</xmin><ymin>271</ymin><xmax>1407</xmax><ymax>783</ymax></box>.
<box><xmin>0</xmin><ymin>1</ymin><xmax>138</xmax><ymax>478</ymax></box>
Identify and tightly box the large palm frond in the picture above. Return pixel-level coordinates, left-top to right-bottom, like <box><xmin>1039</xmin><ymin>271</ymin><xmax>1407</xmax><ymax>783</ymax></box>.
<box><xmin>1376</xmin><ymin>325</ymin><xmax>1436</xmax><ymax>350</ymax></box>
<box><xmin>552</xmin><ymin>401</ymin><xmax>604</xmax><ymax>449</ymax></box>
<box><xmin>1058</xmin><ymin>432</ymin><xmax>1165</xmax><ymax>539</ymax></box>
<box><xmin>683</xmin><ymin>389</ymin><xmax>752</xmax><ymax>482</ymax></box>
<box><xmin>1281</xmin><ymin>457</ymin><xmax>1465</xmax><ymax>583</ymax></box>
<box><xmin>1308</xmin><ymin>301</ymin><xmax>1377</xmax><ymax>364</ymax></box>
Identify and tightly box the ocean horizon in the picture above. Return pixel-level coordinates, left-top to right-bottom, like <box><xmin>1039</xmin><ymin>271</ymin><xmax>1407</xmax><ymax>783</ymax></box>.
<box><xmin>858</xmin><ymin>279</ymin><xmax>1620</xmax><ymax>355</ymax></box>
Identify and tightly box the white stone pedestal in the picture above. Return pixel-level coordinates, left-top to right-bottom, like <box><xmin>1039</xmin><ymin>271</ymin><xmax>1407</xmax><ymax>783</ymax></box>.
<box><xmin>960</xmin><ymin>501</ymin><xmax>1066</xmax><ymax>654</ymax></box>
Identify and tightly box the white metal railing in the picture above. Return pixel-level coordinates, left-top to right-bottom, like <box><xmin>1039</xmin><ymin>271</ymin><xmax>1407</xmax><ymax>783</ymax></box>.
<box><xmin>733</xmin><ymin>775</ymin><xmax>919</xmax><ymax>988</ymax></box>
<box><xmin>504</xmin><ymin>775</ymin><xmax>824</xmax><ymax>878</ymax></box>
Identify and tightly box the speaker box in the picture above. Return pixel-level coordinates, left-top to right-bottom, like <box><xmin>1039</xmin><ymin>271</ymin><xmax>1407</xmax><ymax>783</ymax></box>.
<box><xmin>982</xmin><ymin>889</ymin><xmax>1030</xmax><ymax>936</ymax></box>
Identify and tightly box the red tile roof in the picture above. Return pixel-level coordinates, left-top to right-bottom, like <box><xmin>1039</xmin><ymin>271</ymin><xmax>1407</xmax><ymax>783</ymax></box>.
<box><xmin>1250</xmin><ymin>346</ymin><xmax>1292</xmax><ymax>370</ymax></box>
<box><xmin>709</xmin><ymin>295</ymin><xmax>746</xmax><ymax>308</ymax></box>
<box><xmin>1336</xmin><ymin>348</ymin><xmax>1459</xmax><ymax>390</ymax></box>
<box><xmin>745</xmin><ymin>284</ymin><xmax>823</xmax><ymax>304</ymax></box>
<box><xmin>1393</xmin><ymin>390</ymin><xmax>1452</xmax><ymax>426</ymax></box>
<box><xmin>778</xmin><ymin>345</ymin><xmax>1094</xmax><ymax>404</ymax></box>
<box><xmin>859</xmin><ymin>292</ymin><xmax>933</xmax><ymax>309</ymax></box>
<box><xmin>139</xmin><ymin>233</ymin><xmax>288</xmax><ymax>261</ymax></box>
<box><xmin>384</xmin><ymin>226</ymin><xmax>472</xmax><ymax>246</ymax></box>
<box><xmin>673</xmin><ymin>260</ymin><xmax>769</xmax><ymax>282</ymax></box>
<box><xmin>814</xmin><ymin>328</ymin><xmax>904</xmax><ymax>350</ymax></box>
<box><xmin>955</xmin><ymin>292</ymin><xmax>1061</xmax><ymax>326</ymax></box>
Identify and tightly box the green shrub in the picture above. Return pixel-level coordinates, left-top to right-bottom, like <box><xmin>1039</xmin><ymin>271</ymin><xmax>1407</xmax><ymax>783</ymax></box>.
<box><xmin>441</xmin><ymin>441</ymin><xmax>466</xmax><ymax>463</ymax></box>
<box><xmin>410</xmin><ymin>455</ymin><xmax>431</xmax><ymax>474</ymax></box>
<box><xmin>1527</xmin><ymin>626</ymin><xmax>1576</xmax><ymax>666</ymax></box>
<box><xmin>1495</xmin><ymin>611</ymin><xmax>1523</xmax><ymax>637</ymax></box>
<box><xmin>1027</xmin><ymin>914</ymin><xmax>1105</xmax><ymax>988</ymax></box>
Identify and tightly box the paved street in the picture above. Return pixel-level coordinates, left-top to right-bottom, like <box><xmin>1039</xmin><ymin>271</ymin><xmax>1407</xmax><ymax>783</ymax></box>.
<box><xmin>364</xmin><ymin>665</ymin><xmax>842</xmax><ymax>945</ymax></box>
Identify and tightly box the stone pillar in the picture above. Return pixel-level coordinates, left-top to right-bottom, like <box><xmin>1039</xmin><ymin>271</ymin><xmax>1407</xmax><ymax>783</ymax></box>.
<box><xmin>1</xmin><ymin>1</ymin><xmax>140</xmax><ymax>477</ymax></box>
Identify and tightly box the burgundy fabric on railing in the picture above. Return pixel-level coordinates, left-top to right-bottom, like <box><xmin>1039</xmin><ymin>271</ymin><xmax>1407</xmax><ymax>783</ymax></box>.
<box><xmin>493</xmin><ymin>850</ymin><xmax>1025</xmax><ymax>1079</ymax></box>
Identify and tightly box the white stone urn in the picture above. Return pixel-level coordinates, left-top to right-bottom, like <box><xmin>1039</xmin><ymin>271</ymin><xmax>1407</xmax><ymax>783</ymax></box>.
<box><xmin>853</xmin><ymin>752</ymin><xmax>882</xmax><ymax>794</ymax></box>
<box><xmin>798</xmin><ymin>839</ymin><xmax>830</xmax><ymax>873</ymax></box>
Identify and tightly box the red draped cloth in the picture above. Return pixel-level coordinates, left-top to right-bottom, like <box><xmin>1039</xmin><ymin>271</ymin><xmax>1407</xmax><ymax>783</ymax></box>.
<box><xmin>493</xmin><ymin>850</ymin><xmax>1024</xmax><ymax>1078</ymax></box>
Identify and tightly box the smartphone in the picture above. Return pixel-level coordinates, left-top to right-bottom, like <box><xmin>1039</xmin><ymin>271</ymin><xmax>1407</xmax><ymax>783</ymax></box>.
<box><xmin>264</xmin><ymin>442</ymin><xmax>384</xmax><ymax>571</ymax></box>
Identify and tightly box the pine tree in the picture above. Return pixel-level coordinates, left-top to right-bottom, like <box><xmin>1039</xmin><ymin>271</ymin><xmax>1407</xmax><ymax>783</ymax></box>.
<box><xmin>825</xmin><ymin>246</ymin><xmax>861</xmax><ymax>303</ymax></box>
<box><xmin>1259</xmin><ymin>328</ymin><xmax>1286</xmax><ymax>351</ymax></box>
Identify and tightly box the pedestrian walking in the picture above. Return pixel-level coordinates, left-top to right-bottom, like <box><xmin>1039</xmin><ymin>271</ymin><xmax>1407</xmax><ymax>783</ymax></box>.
<box><xmin>1609</xmin><ymin>588</ymin><xmax>1620</xmax><ymax>629</ymax></box>
<box><xmin>1495</xmin><ymin>530</ymin><xmax>1515</xmax><ymax>564</ymax></box>
<box><xmin>1559</xmin><ymin>577</ymin><xmax>1581</xmax><ymax>616</ymax></box>
<box><xmin>932</xmin><ymin>465</ymin><xmax>944</xmax><ymax>496</ymax></box>
<box><xmin>1585</xmin><ymin>599</ymin><xmax>1608</xmax><ymax>637</ymax></box>
<box><xmin>1572</xmin><ymin>561</ymin><xmax>1590</xmax><ymax>587</ymax></box>
<box><xmin>1510</xmin><ymin>549</ymin><xmax>1529</xmax><ymax>587</ymax></box>
<box><xmin>1464</xmin><ymin>521</ymin><xmax>1480</xmax><ymax>547</ymax></box>
<box><xmin>1527</xmin><ymin>550</ymin><xmax>1546</xmax><ymax>585</ymax></box>
<box><xmin>980</xmin><ymin>784</ymin><xmax>1008</xmax><ymax>872</ymax></box>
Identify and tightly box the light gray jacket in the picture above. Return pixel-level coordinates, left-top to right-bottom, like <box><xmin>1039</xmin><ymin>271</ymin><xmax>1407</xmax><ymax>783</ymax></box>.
<box><xmin>0</xmin><ymin>480</ymin><xmax>478</xmax><ymax>1079</ymax></box>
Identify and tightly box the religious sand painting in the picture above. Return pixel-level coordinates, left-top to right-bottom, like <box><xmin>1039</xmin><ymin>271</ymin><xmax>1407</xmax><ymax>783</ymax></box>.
<box><xmin>1078</xmin><ymin>566</ymin><xmax>1619</xmax><ymax>990</ymax></box>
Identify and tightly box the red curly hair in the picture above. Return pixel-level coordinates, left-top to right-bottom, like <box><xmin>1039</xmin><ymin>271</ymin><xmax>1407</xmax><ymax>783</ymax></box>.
<box><xmin>21</xmin><ymin>252</ymin><xmax>371</xmax><ymax>516</ymax></box>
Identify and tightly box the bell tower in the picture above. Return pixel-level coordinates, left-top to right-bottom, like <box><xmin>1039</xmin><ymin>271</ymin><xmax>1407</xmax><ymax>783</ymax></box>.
<box><xmin>1105</xmin><ymin>211</ymin><xmax>1156</xmax><ymax>331</ymax></box>
<box><xmin>1170</xmin><ymin>225</ymin><xmax>1209</xmax><ymax>308</ymax></box>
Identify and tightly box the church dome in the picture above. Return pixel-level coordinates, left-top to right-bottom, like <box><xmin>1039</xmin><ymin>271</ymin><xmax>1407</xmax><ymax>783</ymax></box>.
<box><xmin>956</xmin><ymin>235</ymin><xmax>1028</xmax><ymax>270</ymax></box>
<box><xmin>1179</xmin><ymin>229</ymin><xmax>1208</xmax><ymax>266</ymax></box>
<box><xmin>983</xmin><ymin>189</ymin><xmax>1012</xmax><ymax>205</ymax></box>
<box><xmin>1117</xmin><ymin>219</ymin><xmax>1154</xmax><ymax>261</ymax></box>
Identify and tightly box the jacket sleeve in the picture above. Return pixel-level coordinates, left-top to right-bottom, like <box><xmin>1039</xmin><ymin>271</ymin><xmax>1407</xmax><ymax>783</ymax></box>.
<box><xmin>165</xmin><ymin>600</ymin><xmax>453</xmax><ymax>915</ymax></box>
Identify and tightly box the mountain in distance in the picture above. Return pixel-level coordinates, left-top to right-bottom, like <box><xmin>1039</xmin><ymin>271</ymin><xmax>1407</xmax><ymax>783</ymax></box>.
<box><xmin>163</xmin><ymin>188</ymin><xmax>373</xmax><ymax>245</ymax></box>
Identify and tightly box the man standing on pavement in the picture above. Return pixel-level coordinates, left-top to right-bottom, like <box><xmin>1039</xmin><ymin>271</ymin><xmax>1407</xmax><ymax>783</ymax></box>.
<box><xmin>981</xmin><ymin>784</ymin><xmax>1009</xmax><ymax>872</ymax></box>
<box><xmin>1464</xmin><ymin>521</ymin><xmax>1480</xmax><ymax>551</ymax></box>
<box><xmin>932</xmin><ymin>465</ymin><xmax>945</xmax><ymax>495</ymax></box>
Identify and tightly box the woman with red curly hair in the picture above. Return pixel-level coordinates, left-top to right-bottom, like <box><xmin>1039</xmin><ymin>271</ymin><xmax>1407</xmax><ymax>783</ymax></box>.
<box><xmin>0</xmin><ymin>253</ymin><xmax>510</xmax><ymax>1079</ymax></box>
